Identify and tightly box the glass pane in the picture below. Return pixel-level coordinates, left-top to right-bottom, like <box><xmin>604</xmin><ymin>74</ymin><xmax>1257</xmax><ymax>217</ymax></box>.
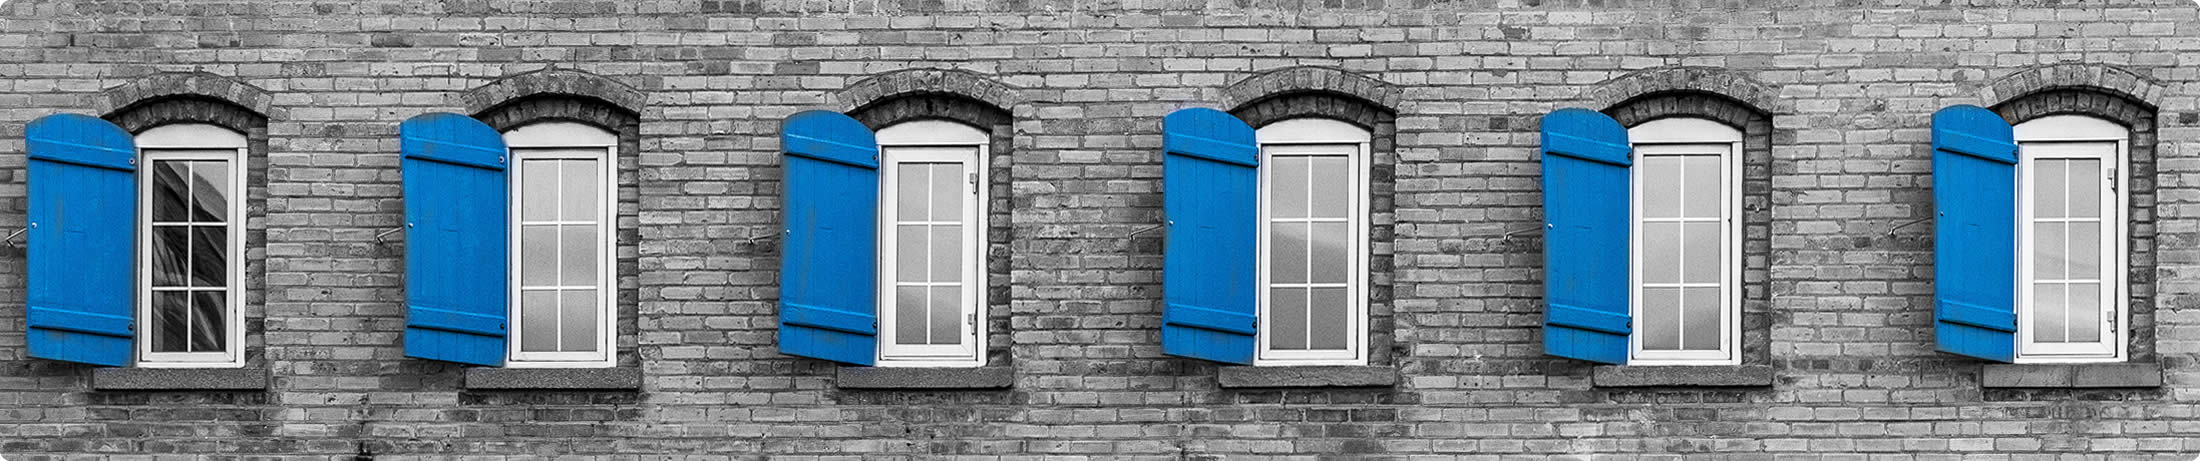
<box><xmin>1641</xmin><ymin>287</ymin><xmax>1680</xmax><ymax>351</ymax></box>
<box><xmin>1310</xmin><ymin>156</ymin><xmax>1350</xmax><ymax>219</ymax></box>
<box><xmin>1682</xmin><ymin>286</ymin><xmax>1721</xmax><ymax>351</ymax></box>
<box><xmin>151</xmin><ymin>291</ymin><xmax>188</xmax><ymax>353</ymax></box>
<box><xmin>190</xmin><ymin>226</ymin><xmax>227</xmax><ymax>288</ymax></box>
<box><xmin>1309</xmin><ymin>222</ymin><xmax>1349</xmax><ymax>284</ymax></box>
<box><xmin>929</xmin><ymin>286</ymin><xmax>961</xmax><ymax>345</ymax></box>
<box><xmin>2068</xmin><ymin>221</ymin><xmax>2100</xmax><ymax>280</ymax></box>
<box><xmin>1640</xmin><ymin>156</ymin><xmax>1682</xmax><ymax>219</ymax></box>
<box><xmin>560</xmin><ymin>225</ymin><xmax>597</xmax><ymax>286</ymax></box>
<box><xmin>190</xmin><ymin>160</ymin><xmax>229</xmax><ymax>222</ymax></box>
<box><xmin>1268</xmin><ymin>287</ymin><xmax>1306</xmax><ymax>350</ymax></box>
<box><xmin>1269</xmin><ymin>222</ymin><xmax>1308</xmax><ymax>284</ymax></box>
<box><xmin>931</xmin><ymin>163</ymin><xmax>962</xmax><ymax>222</ymax></box>
<box><xmin>1269</xmin><ymin>156</ymin><xmax>1307</xmax><ymax>219</ymax></box>
<box><xmin>896</xmin><ymin>225</ymin><xmax>927</xmax><ymax>283</ymax></box>
<box><xmin>2068</xmin><ymin>283</ymin><xmax>2101</xmax><ymax>343</ymax></box>
<box><xmin>522</xmin><ymin>159</ymin><xmax>559</xmax><ymax>222</ymax></box>
<box><xmin>896</xmin><ymin>163</ymin><xmax>927</xmax><ymax>221</ymax></box>
<box><xmin>151</xmin><ymin>226</ymin><xmax>188</xmax><ymax>287</ymax></box>
<box><xmin>189</xmin><ymin>290</ymin><xmax>226</xmax><ymax>352</ymax></box>
<box><xmin>895</xmin><ymin>286</ymin><xmax>926</xmax><ymax>345</ymax></box>
<box><xmin>1682</xmin><ymin>221</ymin><xmax>1721</xmax><ymax>285</ymax></box>
<box><xmin>520</xmin><ymin>291</ymin><xmax>557</xmax><ymax>352</ymax></box>
<box><xmin>151</xmin><ymin>161</ymin><xmax>188</xmax><ymax>222</ymax></box>
<box><xmin>2033</xmin><ymin>160</ymin><xmax>2066</xmax><ymax>219</ymax></box>
<box><xmin>1683</xmin><ymin>155</ymin><xmax>1723</xmax><ymax>219</ymax></box>
<box><xmin>1641</xmin><ymin>222</ymin><xmax>1682</xmax><ymax>284</ymax></box>
<box><xmin>931</xmin><ymin>225</ymin><xmax>961</xmax><ymax>283</ymax></box>
<box><xmin>2033</xmin><ymin>222</ymin><xmax>2066</xmax><ymax>280</ymax></box>
<box><xmin>2067</xmin><ymin>159</ymin><xmax>2101</xmax><ymax>218</ymax></box>
<box><xmin>1308</xmin><ymin>287</ymin><xmax>1348</xmax><ymax>350</ymax></box>
<box><xmin>520</xmin><ymin>225</ymin><xmax>557</xmax><ymax>286</ymax></box>
<box><xmin>2033</xmin><ymin>283</ymin><xmax>2066</xmax><ymax>343</ymax></box>
<box><xmin>561</xmin><ymin>160</ymin><xmax>598</xmax><ymax>221</ymax></box>
<box><xmin>560</xmin><ymin>289</ymin><xmax>598</xmax><ymax>352</ymax></box>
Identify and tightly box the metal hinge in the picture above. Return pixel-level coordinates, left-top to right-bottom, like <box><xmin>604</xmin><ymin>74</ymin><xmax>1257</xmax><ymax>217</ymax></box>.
<box><xmin>968</xmin><ymin>172</ymin><xmax>979</xmax><ymax>193</ymax></box>
<box><xmin>2108</xmin><ymin>167</ymin><xmax>2118</xmax><ymax>192</ymax></box>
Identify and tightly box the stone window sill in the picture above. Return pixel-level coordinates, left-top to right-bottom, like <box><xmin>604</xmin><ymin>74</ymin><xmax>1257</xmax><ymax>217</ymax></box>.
<box><xmin>1216</xmin><ymin>365</ymin><xmax>1398</xmax><ymax>388</ymax></box>
<box><xmin>93</xmin><ymin>368</ymin><xmax>269</xmax><ymax>391</ymax></box>
<box><xmin>464</xmin><ymin>367</ymin><xmax>642</xmax><ymax>390</ymax></box>
<box><xmin>1592</xmin><ymin>365</ymin><xmax>1774</xmax><ymax>387</ymax></box>
<box><xmin>836</xmin><ymin>366</ymin><xmax>1014</xmax><ymax>389</ymax></box>
<box><xmin>1981</xmin><ymin>362</ymin><xmax>2161</xmax><ymax>388</ymax></box>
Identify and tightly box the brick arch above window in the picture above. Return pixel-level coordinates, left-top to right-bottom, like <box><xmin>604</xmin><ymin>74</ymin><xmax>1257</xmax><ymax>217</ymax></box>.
<box><xmin>462</xmin><ymin>68</ymin><xmax>646</xmax><ymax>117</ymax></box>
<box><xmin>95</xmin><ymin>72</ymin><xmax>273</xmax><ymax>120</ymax></box>
<box><xmin>1587</xmin><ymin>67</ymin><xmax>1782</xmax><ymax>116</ymax></box>
<box><xmin>1979</xmin><ymin>63</ymin><xmax>2166</xmax><ymax>112</ymax></box>
<box><xmin>834</xmin><ymin>68</ymin><xmax>1024</xmax><ymax>116</ymax></box>
<box><xmin>1221</xmin><ymin>66</ymin><xmax>1403</xmax><ymax>116</ymax></box>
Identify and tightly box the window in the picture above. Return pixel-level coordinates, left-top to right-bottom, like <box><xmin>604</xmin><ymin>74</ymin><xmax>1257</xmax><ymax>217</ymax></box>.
<box><xmin>876</xmin><ymin>120</ymin><xmax>987</xmax><ymax>367</ymax></box>
<box><xmin>505</xmin><ymin>122</ymin><xmax>615</xmax><ymax>367</ymax></box>
<box><xmin>1254</xmin><ymin>118</ymin><xmax>1369</xmax><ymax>366</ymax></box>
<box><xmin>1627</xmin><ymin>118</ymin><xmax>1740</xmax><ymax>366</ymax></box>
<box><xmin>136</xmin><ymin>123</ymin><xmax>248</xmax><ymax>367</ymax></box>
<box><xmin>2014</xmin><ymin>115</ymin><xmax>2127</xmax><ymax>363</ymax></box>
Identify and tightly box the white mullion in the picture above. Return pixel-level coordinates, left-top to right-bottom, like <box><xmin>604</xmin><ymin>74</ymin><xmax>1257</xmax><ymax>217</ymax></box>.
<box><xmin>1299</xmin><ymin>156</ymin><xmax>1316</xmax><ymax>350</ymax></box>
<box><xmin>919</xmin><ymin>165</ymin><xmax>936</xmax><ymax>345</ymax></box>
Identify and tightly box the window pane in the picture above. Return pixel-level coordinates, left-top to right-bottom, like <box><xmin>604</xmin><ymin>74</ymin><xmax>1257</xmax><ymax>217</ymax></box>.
<box><xmin>931</xmin><ymin>225</ymin><xmax>961</xmax><ymax>283</ymax></box>
<box><xmin>1269</xmin><ymin>222</ymin><xmax>1308</xmax><ymax>284</ymax></box>
<box><xmin>151</xmin><ymin>161</ymin><xmax>188</xmax><ymax>222</ymax></box>
<box><xmin>896</xmin><ymin>225</ymin><xmax>927</xmax><ymax>283</ymax></box>
<box><xmin>896</xmin><ymin>163</ymin><xmax>927</xmax><ymax>221</ymax></box>
<box><xmin>1683</xmin><ymin>155</ymin><xmax>1722</xmax><ymax>219</ymax></box>
<box><xmin>1641</xmin><ymin>287</ymin><xmax>1680</xmax><ymax>351</ymax></box>
<box><xmin>2033</xmin><ymin>223</ymin><xmax>2066</xmax><ymax>280</ymax></box>
<box><xmin>1641</xmin><ymin>222</ymin><xmax>1682</xmax><ymax>284</ymax></box>
<box><xmin>1308</xmin><ymin>287</ymin><xmax>1348</xmax><ymax>351</ymax></box>
<box><xmin>1682</xmin><ymin>221</ymin><xmax>1721</xmax><ymax>285</ymax></box>
<box><xmin>928</xmin><ymin>286</ymin><xmax>961</xmax><ymax>346</ymax></box>
<box><xmin>1268</xmin><ymin>287</ymin><xmax>1306</xmax><ymax>350</ymax></box>
<box><xmin>1682</xmin><ymin>286</ymin><xmax>1721</xmax><ymax>351</ymax></box>
<box><xmin>190</xmin><ymin>225</ymin><xmax>227</xmax><ymax>288</ymax></box>
<box><xmin>522</xmin><ymin>159</ymin><xmax>558</xmax><ymax>222</ymax></box>
<box><xmin>895</xmin><ymin>286</ymin><xmax>926</xmax><ymax>345</ymax></box>
<box><xmin>1310</xmin><ymin>156</ymin><xmax>1350</xmax><ymax>219</ymax></box>
<box><xmin>151</xmin><ymin>291</ymin><xmax>189</xmax><ymax>353</ymax></box>
<box><xmin>520</xmin><ymin>225</ymin><xmax>557</xmax><ymax>286</ymax></box>
<box><xmin>931</xmin><ymin>163</ymin><xmax>962</xmax><ymax>221</ymax></box>
<box><xmin>561</xmin><ymin>160</ymin><xmax>598</xmax><ymax>221</ymax></box>
<box><xmin>2068</xmin><ymin>283</ymin><xmax>2100</xmax><ymax>343</ymax></box>
<box><xmin>519</xmin><ymin>291</ymin><xmax>557</xmax><ymax>352</ymax></box>
<box><xmin>560</xmin><ymin>225</ymin><xmax>597</xmax><ymax>286</ymax></box>
<box><xmin>2032</xmin><ymin>283</ymin><xmax>2065</xmax><ymax>343</ymax></box>
<box><xmin>151</xmin><ymin>226</ymin><xmax>188</xmax><ymax>287</ymax></box>
<box><xmin>1269</xmin><ymin>157</ymin><xmax>1307</xmax><ymax>219</ymax></box>
<box><xmin>190</xmin><ymin>160</ymin><xmax>229</xmax><ymax>222</ymax></box>
<box><xmin>559</xmin><ymin>289</ymin><xmax>598</xmax><ymax>352</ymax></box>
<box><xmin>1640</xmin><ymin>156</ymin><xmax>1682</xmax><ymax>218</ymax></box>
<box><xmin>1309</xmin><ymin>222</ymin><xmax>1349</xmax><ymax>284</ymax></box>
<box><xmin>2066</xmin><ymin>159</ymin><xmax>2101</xmax><ymax>218</ymax></box>
<box><xmin>2068</xmin><ymin>221</ymin><xmax>2100</xmax><ymax>280</ymax></box>
<box><xmin>2033</xmin><ymin>160</ymin><xmax>2066</xmax><ymax>219</ymax></box>
<box><xmin>190</xmin><ymin>290</ymin><xmax>226</xmax><ymax>352</ymax></box>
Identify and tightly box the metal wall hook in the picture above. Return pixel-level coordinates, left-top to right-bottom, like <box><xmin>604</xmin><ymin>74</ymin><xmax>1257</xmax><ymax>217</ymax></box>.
<box><xmin>1128</xmin><ymin>222</ymin><xmax>1167</xmax><ymax>239</ymax></box>
<box><xmin>374</xmin><ymin>225</ymin><xmax>405</xmax><ymax>244</ymax></box>
<box><xmin>1471</xmin><ymin>224</ymin><xmax>1544</xmax><ymax>241</ymax></box>
<box><xmin>745</xmin><ymin>231</ymin><xmax>782</xmax><ymax>244</ymax></box>
<box><xmin>4</xmin><ymin>226</ymin><xmax>26</xmax><ymax>249</ymax></box>
<box><xmin>1886</xmin><ymin>216</ymin><xmax>1931</xmax><ymax>237</ymax></box>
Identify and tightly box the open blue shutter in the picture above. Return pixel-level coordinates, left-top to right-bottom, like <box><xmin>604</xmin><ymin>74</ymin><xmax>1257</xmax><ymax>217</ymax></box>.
<box><xmin>400</xmin><ymin>112</ymin><xmax>509</xmax><ymax>367</ymax></box>
<box><xmin>1160</xmin><ymin>108</ymin><xmax>1260</xmax><ymax>365</ymax></box>
<box><xmin>1540</xmin><ymin>108</ymin><xmax>1632</xmax><ymax>365</ymax></box>
<box><xmin>1931</xmin><ymin>105</ymin><xmax>2019</xmax><ymax>363</ymax></box>
<box><xmin>778</xmin><ymin>110</ymin><xmax>881</xmax><ymax>366</ymax></box>
<box><xmin>24</xmin><ymin>114</ymin><xmax>137</xmax><ymax>367</ymax></box>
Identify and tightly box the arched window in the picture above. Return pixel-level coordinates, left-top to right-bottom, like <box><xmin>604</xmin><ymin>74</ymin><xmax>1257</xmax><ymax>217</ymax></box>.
<box><xmin>1626</xmin><ymin>117</ymin><xmax>1742</xmax><ymax>366</ymax></box>
<box><xmin>1254</xmin><ymin>118</ymin><xmax>1370</xmax><ymax>366</ymax></box>
<box><xmin>2012</xmin><ymin>114</ymin><xmax>2128</xmax><ymax>362</ymax></box>
<box><xmin>136</xmin><ymin>123</ymin><xmax>248</xmax><ymax>367</ymax></box>
<box><xmin>875</xmin><ymin>119</ymin><xmax>989</xmax><ymax>367</ymax></box>
<box><xmin>504</xmin><ymin>121</ymin><xmax>616</xmax><ymax>366</ymax></box>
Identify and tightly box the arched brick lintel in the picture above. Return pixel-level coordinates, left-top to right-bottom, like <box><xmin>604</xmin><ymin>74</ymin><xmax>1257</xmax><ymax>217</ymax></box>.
<box><xmin>834</xmin><ymin>68</ymin><xmax>1023</xmax><ymax>115</ymax></box>
<box><xmin>1978</xmin><ymin>63</ymin><xmax>2165</xmax><ymax>111</ymax></box>
<box><xmin>96</xmin><ymin>72</ymin><xmax>273</xmax><ymax>118</ymax></box>
<box><xmin>1587</xmin><ymin>67</ymin><xmax>1782</xmax><ymax>116</ymax></box>
<box><xmin>1221</xmin><ymin>66</ymin><xmax>1403</xmax><ymax>114</ymax></box>
<box><xmin>462</xmin><ymin>68</ymin><xmax>646</xmax><ymax>117</ymax></box>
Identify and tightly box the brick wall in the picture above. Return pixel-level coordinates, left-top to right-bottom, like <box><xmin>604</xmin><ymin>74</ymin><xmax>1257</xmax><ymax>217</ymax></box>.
<box><xmin>1</xmin><ymin>0</ymin><xmax>2198</xmax><ymax>458</ymax></box>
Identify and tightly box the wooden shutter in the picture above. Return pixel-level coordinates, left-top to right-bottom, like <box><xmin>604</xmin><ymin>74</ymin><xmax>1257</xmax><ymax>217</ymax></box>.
<box><xmin>1931</xmin><ymin>104</ymin><xmax>2020</xmax><ymax>363</ymax></box>
<box><xmin>1539</xmin><ymin>108</ymin><xmax>1633</xmax><ymax>365</ymax></box>
<box><xmin>24</xmin><ymin>114</ymin><xmax>138</xmax><ymax>367</ymax></box>
<box><xmin>400</xmin><ymin>112</ymin><xmax>511</xmax><ymax>367</ymax></box>
<box><xmin>778</xmin><ymin>110</ymin><xmax>882</xmax><ymax>366</ymax></box>
<box><xmin>1160</xmin><ymin>108</ymin><xmax>1260</xmax><ymax>365</ymax></box>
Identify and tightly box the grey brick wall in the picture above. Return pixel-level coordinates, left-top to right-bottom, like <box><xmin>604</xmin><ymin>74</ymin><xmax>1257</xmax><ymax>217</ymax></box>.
<box><xmin>0</xmin><ymin>0</ymin><xmax>2198</xmax><ymax>458</ymax></box>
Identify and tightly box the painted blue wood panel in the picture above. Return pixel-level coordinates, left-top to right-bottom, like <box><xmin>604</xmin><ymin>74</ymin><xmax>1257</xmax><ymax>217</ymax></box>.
<box><xmin>1539</xmin><ymin>108</ymin><xmax>1632</xmax><ymax>365</ymax></box>
<box><xmin>24</xmin><ymin>113</ymin><xmax>137</xmax><ymax>367</ymax></box>
<box><xmin>778</xmin><ymin>110</ymin><xmax>881</xmax><ymax>366</ymax></box>
<box><xmin>1931</xmin><ymin>104</ymin><xmax>2019</xmax><ymax>363</ymax></box>
<box><xmin>400</xmin><ymin>112</ymin><xmax>510</xmax><ymax>367</ymax></box>
<box><xmin>1160</xmin><ymin>107</ymin><xmax>1260</xmax><ymax>365</ymax></box>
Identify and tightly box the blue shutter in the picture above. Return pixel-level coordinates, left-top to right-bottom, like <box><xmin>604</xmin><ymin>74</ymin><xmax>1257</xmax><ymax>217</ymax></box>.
<box><xmin>778</xmin><ymin>110</ymin><xmax>881</xmax><ymax>366</ymax></box>
<box><xmin>1160</xmin><ymin>108</ymin><xmax>1260</xmax><ymax>365</ymax></box>
<box><xmin>399</xmin><ymin>112</ymin><xmax>509</xmax><ymax>367</ymax></box>
<box><xmin>1931</xmin><ymin>105</ymin><xmax>2019</xmax><ymax>363</ymax></box>
<box><xmin>1540</xmin><ymin>108</ymin><xmax>1632</xmax><ymax>365</ymax></box>
<box><xmin>24</xmin><ymin>114</ymin><xmax>137</xmax><ymax>367</ymax></box>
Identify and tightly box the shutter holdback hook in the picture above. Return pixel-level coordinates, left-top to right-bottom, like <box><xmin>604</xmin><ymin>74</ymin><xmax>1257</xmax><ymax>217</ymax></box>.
<box><xmin>1886</xmin><ymin>216</ymin><xmax>1932</xmax><ymax>237</ymax></box>
<box><xmin>374</xmin><ymin>224</ymin><xmax>407</xmax><ymax>244</ymax></box>
<box><xmin>4</xmin><ymin>225</ymin><xmax>27</xmax><ymax>249</ymax></box>
<box><xmin>1128</xmin><ymin>222</ymin><xmax>1167</xmax><ymax>239</ymax></box>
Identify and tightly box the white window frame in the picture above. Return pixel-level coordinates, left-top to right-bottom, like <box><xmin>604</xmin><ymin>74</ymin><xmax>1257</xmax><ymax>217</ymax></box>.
<box><xmin>876</xmin><ymin>120</ymin><xmax>988</xmax><ymax>368</ymax></box>
<box><xmin>504</xmin><ymin>122</ymin><xmax>617</xmax><ymax>368</ymax></box>
<box><xmin>1626</xmin><ymin>117</ymin><xmax>1742</xmax><ymax>366</ymax></box>
<box><xmin>1253</xmin><ymin>118</ymin><xmax>1371</xmax><ymax>367</ymax></box>
<box><xmin>135</xmin><ymin>123</ymin><xmax>248</xmax><ymax>368</ymax></box>
<box><xmin>2013</xmin><ymin>114</ymin><xmax>2128</xmax><ymax>364</ymax></box>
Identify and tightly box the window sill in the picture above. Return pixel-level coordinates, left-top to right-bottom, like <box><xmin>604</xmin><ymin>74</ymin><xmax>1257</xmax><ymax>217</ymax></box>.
<box><xmin>464</xmin><ymin>367</ymin><xmax>642</xmax><ymax>390</ymax></box>
<box><xmin>1592</xmin><ymin>365</ymin><xmax>1774</xmax><ymax>387</ymax></box>
<box><xmin>92</xmin><ymin>368</ymin><xmax>269</xmax><ymax>391</ymax></box>
<box><xmin>1981</xmin><ymin>362</ymin><xmax>2161</xmax><ymax>388</ymax></box>
<box><xmin>836</xmin><ymin>366</ymin><xmax>1014</xmax><ymax>389</ymax></box>
<box><xmin>1216</xmin><ymin>365</ymin><xmax>1398</xmax><ymax>388</ymax></box>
